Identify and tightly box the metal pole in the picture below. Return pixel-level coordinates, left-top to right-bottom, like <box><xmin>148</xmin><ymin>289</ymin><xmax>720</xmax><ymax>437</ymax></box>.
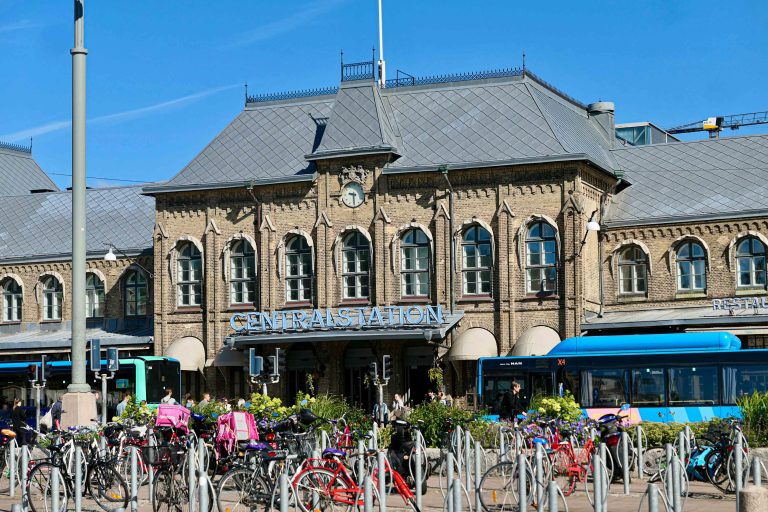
<box><xmin>378</xmin><ymin>383</ymin><xmax>384</xmax><ymax>424</ymax></box>
<box><xmin>147</xmin><ymin>432</ymin><xmax>155</xmax><ymax>503</ymax></box>
<box><xmin>547</xmin><ymin>481</ymin><xmax>558</xmax><ymax>512</ymax></box>
<box><xmin>21</xmin><ymin>447</ymin><xmax>28</xmax><ymax>512</ymax></box>
<box><xmin>279</xmin><ymin>473</ymin><xmax>288</xmax><ymax>512</ymax></box>
<box><xmin>622</xmin><ymin>431</ymin><xmax>630</xmax><ymax>495</ymax></box>
<box><xmin>453</xmin><ymin>476</ymin><xmax>462</xmax><ymax>512</ymax></box>
<box><xmin>474</xmin><ymin>440</ymin><xmax>481</xmax><ymax>512</ymax></box>
<box><xmin>415</xmin><ymin>432</ymin><xmax>424</xmax><ymax>510</ymax></box>
<box><xmin>465</xmin><ymin>430</ymin><xmax>471</xmax><ymax>491</ymax></box>
<box><xmin>130</xmin><ymin>442</ymin><xmax>138</xmax><ymax>512</ymax></box>
<box><xmin>188</xmin><ymin>443</ymin><xmax>196</xmax><ymax>512</ymax></box>
<box><xmin>447</xmin><ymin>453</ymin><xmax>454</xmax><ymax>512</ymax></box>
<box><xmin>9</xmin><ymin>439</ymin><xmax>16</xmax><ymax>498</ymax></box>
<box><xmin>500</xmin><ymin>428</ymin><xmax>506</xmax><ymax>463</ymax></box>
<box><xmin>198</xmin><ymin>441</ymin><xmax>208</xmax><ymax>512</ymax></box>
<box><xmin>664</xmin><ymin>444</ymin><xmax>673</xmax><ymax>503</ymax></box>
<box><xmin>599</xmin><ymin>442</ymin><xmax>608</xmax><ymax>511</ymax></box>
<box><xmin>671</xmin><ymin>452</ymin><xmax>681</xmax><ymax>512</ymax></box>
<box><xmin>735</xmin><ymin>434</ymin><xmax>743</xmax><ymax>512</ymax></box>
<box><xmin>648</xmin><ymin>482</ymin><xmax>659</xmax><ymax>512</ymax></box>
<box><xmin>517</xmin><ymin>453</ymin><xmax>527</xmax><ymax>512</ymax></box>
<box><xmin>101</xmin><ymin>374</ymin><xmax>107</xmax><ymax>426</ymax></box>
<box><xmin>753</xmin><ymin>455</ymin><xmax>762</xmax><ymax>487</ymax></box>
<box><xmin>35</xmin><ymin>386</ymin><xmax>40</xmax><ymax>429</ymax></box>
<box><xmin>75</xmin><ymin>446</ymin><xmax>82</xmax><ymax>512</ymax></box>
<box><xmin>377</xmin><ymin>450</ymin><xmax>386</xmax><ymax>512</ymax></box>
<box><xmin>636</xmin><ymin>425</ymin><xmax>643</xmax><ymax>480</ymax></box>
<box><xmin>535</xmin><ymin>443</ymin><xmax>544</xmax><ymax>511</ymax></box>
<box><xmin>358</xmin><ymin>439</ymin><xmax>366</xmax><ymax>486</ymax></box>
<box><xmin>593</xmin><ymin>453</ymin><xmax>602</xmax><ymax>512</ymax></box>
<box><xmin>364</xmin><ymin>476</ymin><xmax>373</xmax><ymax>512</ymax></box>
<box><xmin>68</xmin><ymin>0</ymin><xmax>90</xmax><ymax>395</ymax></box>
<box><xmin>51</xmin><ymin>466</ymin><xmax>60</xmax><ymax>512</ymax></box>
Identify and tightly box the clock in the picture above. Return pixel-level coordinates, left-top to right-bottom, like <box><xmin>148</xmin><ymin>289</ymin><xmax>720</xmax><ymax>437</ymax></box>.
<box><xmin>341</xmin><ymin>182</ymin><xmax>365</xmax><ymax>208</ymax></box>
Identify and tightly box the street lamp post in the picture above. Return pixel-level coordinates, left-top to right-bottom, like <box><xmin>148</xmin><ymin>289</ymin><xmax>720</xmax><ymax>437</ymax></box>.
<box><xmin>63</xmin><ymin>0</ymin><xmax>96</xmax><ymax>426</ymax></box>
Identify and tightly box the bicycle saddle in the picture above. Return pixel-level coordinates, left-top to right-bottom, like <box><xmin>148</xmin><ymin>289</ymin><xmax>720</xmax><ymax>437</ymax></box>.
<box><xmin>245</xmin><ymin>442</ymin><xmax>269</xmax><ymax>451</ymax></box>
<box><xmin>322</xmin><ymin>448</ymin><xmax>347</xmax><ymax>459</ymax></box>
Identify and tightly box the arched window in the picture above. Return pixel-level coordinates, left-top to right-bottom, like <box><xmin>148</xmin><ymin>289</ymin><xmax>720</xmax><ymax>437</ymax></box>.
<box><xmin>230</xmin><ymin>240</ymin><xmax>256</xmax><ymax>305</ymax></box>
<box><xmin>342</xmin><ymin>232</ymin><xmax>370</xmax><ymax>300</ymax></box>
<box><xmin>737</xmin><ymin>237</ymin><xmax>766</xmax><ymax>287</ymax></box>
<box><xmin>42</xmin><ymin>276</ymin><xmax>62</xmax><ymax>320</ymax></box>
<box><xmin>618</xmin><ymin>246</ymin><xmax>648</xmax><ymax>294</ymax></box>
<box><xmin>677</xmin><ymin>241</ymin><xmax>706</xmax><ymax>291</ymax></box>
<box><xmin>1</xmin><ymin>279</ymin><xmax>22</xmax><ymax>322</ymax></box>
<box><xmin>400</xmin><ymin>229</ymin><xmax>430</xmax><ymax>297</ymax></box>
<box><xmin>85</xmin><ymin>273</ymin><xmax>105</xmax><ymax>318</ymax></box>
<box><xmin>285</xmin><ymin>235</ymin><xmax>313</xmax><ymax>303</ymax></box>
<box><xmin>462</xmin><ymin>225</ymin><xmax>492</xmax><ymax>296</ymax></box>
<box><xmin>525</xmin><ymin>221</ymin><xmax>557</xmax><ymax>293</ymax></box>
<box><xmin>124</xmin><ymin>270</ymin><xmax>148</xmax><ymax>317</ymax></box>
<box><xmin>177</xmin><ymin>243</ymin><xmax>202</xmax><ymax>307</ymax></box>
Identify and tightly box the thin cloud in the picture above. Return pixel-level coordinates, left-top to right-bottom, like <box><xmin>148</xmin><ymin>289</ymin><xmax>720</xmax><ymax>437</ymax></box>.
<box><xmin>0</xmin><ymin>84</ymin><xmax>239</xmax><ymax>142</ymax></box>
<box><xmin>0</xmin><ymin>19</ymin><xmax>42</xmax><ymax>34</ymax></box>
<box><xmin>227</xmin><ymin>0</ymin><xmax>347</xmax><ymax>48</ymax></box>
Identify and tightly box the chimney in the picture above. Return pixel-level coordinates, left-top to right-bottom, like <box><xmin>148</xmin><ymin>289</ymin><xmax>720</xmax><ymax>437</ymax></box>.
<box><xmin>588</xmin><ymin>101</ymin><xmax>615</xmax><ymax>147</ymax></box>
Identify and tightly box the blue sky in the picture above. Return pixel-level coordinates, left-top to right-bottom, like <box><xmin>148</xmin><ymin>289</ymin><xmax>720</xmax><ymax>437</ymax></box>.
<box><xmin>1</xmin><ymin>0</ymin><xmax>766</xmax><ymax>189</ymax></box>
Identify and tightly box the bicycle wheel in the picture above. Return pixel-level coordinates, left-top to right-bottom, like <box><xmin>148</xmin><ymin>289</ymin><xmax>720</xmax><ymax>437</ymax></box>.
<box><xmin>217</xmin><ymin>468</ymin><xmax>271</xmax><ymax>512</ymax></box>
<box><xmin>87</xmin><ymin>461</ymin><xmax>129</xmax><ymax>512</ymax></box>
<box><xmin>26</xmin><ymin>462</ymin><xmax>69</xmax><ymax>512</ymax></box>
<box><xmin>293</xmin><ymin>467</ymin><xmax>353</xmax><ymax>512</ymax></box>
<box><xmin>152</xmin><ymin>468</ymin><xmax>188</xmax><ymax>512</ymax></box>
<box><xmin>643</xmin><ymin>447</ymin><xmax>666</xmax><ymax>479</ymax></box>
<box><xmin>117</xmin><ymin>445</ymin><xmax>148</xmax><ymax>487</ymax></box>
<box><xmin>478</xmin><ymin>461</ymin><xmax>533</xmax><ymax>512</ymax></box>
<box><xmin>0</xmin><ymin>445</ymin><xmax>15</xmax><ymax>494</ymax></box>
<box><xmin>550</xmin><ymin>450</ymin><xmax>576</xmax><ymax>496</ymax></box>
<box><xmin>705</xmin><ymin>449</ymin><xmax>729</xmax><ymax>493</ymax></box>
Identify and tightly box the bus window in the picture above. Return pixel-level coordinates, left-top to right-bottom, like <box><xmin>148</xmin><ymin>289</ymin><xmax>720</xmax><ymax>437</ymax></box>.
<box><xmin>558</xmin><ymin>369</ymin><xmax>580</xmax><ymax>399</ymax></box>
<box><xmin>483</xmin><ymin>374</ymin><xmax>527</xmax><ymax>412</ymax></box>
<box><xmin>531</xmin><ymin>373</ymin><xmax>553</xmax><ymax>400</ymax></box>
<box><xmin>581</xmin><ymin>369</ymin><xmax>626</xmax><ymax>407</ymax></box>
<box><xmin>668</xmin><ymin>367</ymin><xmax>718</xmax><ymax>406</ymax></box>
<box><xmin>632</xmin><ymin>368</ymin><xmax>665</xmax><ymax>406</ymax></box>
<box><xmin>723</xmin><ymin>365</ymin><xmax>768</xmax><ymax>404</ymax></box>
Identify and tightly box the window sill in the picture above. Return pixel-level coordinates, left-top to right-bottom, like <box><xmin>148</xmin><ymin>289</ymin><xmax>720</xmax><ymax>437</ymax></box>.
<box><xmin>735</xmin><ymin>288</ymin><xmax>768</xmax><ymax>296</ymax></box>
<box><xmin>227</xmin><ymin>304</ymin><xmax>256</xmax><ymax>312</ymax></box>
<box><xmin>0</xmin><ymin>321</ymin><xmax>21</xmax><ymax>326</ymax></box>
<box><xmin>340</xmin><ymin>299</ymin><xmax>371</xmax><ymax>307</ymax></box>
<box><xmin>458</xmin><ymin>296</ymin><xmax>494</xmax><ymax>303</ymax></box>
<box><xmin>523</xmin><ymin>293</ymin><xmax>559</xmax><ymax>300</ymax></box>
<box><xmin>617</xmin><ymin>294</ymin><xmax>648</xmax><ymax>303</ymax></box>
<box><xmin>40</xmin><ymin>319</ymin><xmax>62</xmax><ymax>324</ymax></box>
<box><xmin>675</xmin><ymin>291</ymin><xmax>707</xmax><ymax>300</ymax></box>
<box><xmin>399</xmin><ymin>296</ymin><xmax>432</xmax><ymax>304</ymax></box>
<box><xmin>174</xmin><ymin>307</ymin><xmax>203</xmax><ymax>314</ymax></box>
<box><xmin>282</xmin><ymin>302</ymin><xmax>314</xmax><ymax>309</ymax></box>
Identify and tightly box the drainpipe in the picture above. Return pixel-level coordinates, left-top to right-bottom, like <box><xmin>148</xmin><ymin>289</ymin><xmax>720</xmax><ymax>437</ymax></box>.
<box><xmin>598</xmin><ymin>176</ymin><xmax>623</xmax><ymax>318</ymax></box>
<box><xmin>440</xmin><ymin>165</ymin><xmax>455</xmax><ymax>315</ymax></box>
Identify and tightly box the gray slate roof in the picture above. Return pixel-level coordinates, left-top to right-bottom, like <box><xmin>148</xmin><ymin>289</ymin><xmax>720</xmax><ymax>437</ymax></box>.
<box><xmin>582</xmin><ymin>305</ymin><xmax>768</xmax><ymax>331</ymax></box>
<box><xmin>606</xmin><ymin>135</ymin><xmax>768</xmax><ymax>226</ymax></box>
<box><xmin>0</xmin><ymin>323</ymin><xmax>152</xmax><ymax>352</ymax></box>
<box><xmin>0</xmin><ymin>145</ymin><xmax>58</xmax><ymax>196</ymax></box>
<box><xmin>0</xmin><ymin>185</ymin><xmax>154</xmax><ymax>262</ymax></box>
<box><xmin>152</xmin><ymin>71</ymin><xmax>618</xmax><ymax>192</ymax></box>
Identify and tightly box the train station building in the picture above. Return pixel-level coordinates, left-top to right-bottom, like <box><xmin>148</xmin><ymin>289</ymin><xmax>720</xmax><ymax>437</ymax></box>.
<box><xmin>3</xmin><ymin>61</ymin><xmax>768</xmax><ymax>408</ymax></box>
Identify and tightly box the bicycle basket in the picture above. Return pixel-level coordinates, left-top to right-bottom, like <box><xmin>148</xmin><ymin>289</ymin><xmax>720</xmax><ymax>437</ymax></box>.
<box><xmin>141</xmin><ymin>445</ymin><xmax>186</xmax><ymax>466</ymax></box>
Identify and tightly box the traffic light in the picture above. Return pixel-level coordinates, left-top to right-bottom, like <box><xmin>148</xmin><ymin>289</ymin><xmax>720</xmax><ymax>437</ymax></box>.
<box><xmin>266</xmin><ymin>355</ymin><xmax>278</xmax><ymax>377</ymax></box>
<box><xmin>367</xmin><ymin>362</ymin><xmax>378</xmax><ymax>382</ymax></box>
<box><xmin>249</xmin><ymin>348</ymin><xmax>263</xmax><ymax>377</ymax></box>
<box><xmin>27</xmin><ymin>364</ymin><xmax>39</xmax><ymax>383</ymax></box>
<box><xmin>42</xmin><ymin>354</ymin><xmax>54</xmax><ymax>382</ymax></box>
<box><xmin>275</xmin><ymin>348</ymin><xmax>287</xmax><ymax>374</ymax></box>
<box><xmin>90</xmin><ymin>339</ymin><xmax>101</xmax><ymax>372</ymax></box>
<box><xmin>106</xmin><ymin>348</ymin><xmax>120</xmax><ymax>372</ymax></box>
<box><xmin>382</xmin><ymin>354</ymin><xmax>392</xmax><ymax>382</ymax></box>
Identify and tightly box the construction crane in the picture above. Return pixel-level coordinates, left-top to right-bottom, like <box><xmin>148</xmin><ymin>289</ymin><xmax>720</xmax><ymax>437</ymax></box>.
<box><xmin>667</xmin><ymin>111</ymin><xmax>768</xmax><ymax>138</ymax></box>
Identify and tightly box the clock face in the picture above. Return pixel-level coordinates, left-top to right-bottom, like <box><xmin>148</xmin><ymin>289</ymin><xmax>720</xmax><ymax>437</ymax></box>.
<box><xmin>341</xmin><ymin>182</ymin><xmax>365</xmax><ymax>208</ymax></box>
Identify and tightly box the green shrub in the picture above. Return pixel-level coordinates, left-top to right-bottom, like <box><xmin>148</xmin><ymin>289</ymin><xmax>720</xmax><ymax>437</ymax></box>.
<box><xmin>248</xmin><ymin>393</ymin><xmax>292</xmax><ymax>420</ymax></box>
<box><xmin>190</xmin><ymin>400</ymin><xmax>229</xmax><ymax>425</ymax></box>
<box><xmin>408</xmin><ymin>401</ymin><xmax>476</xmax><ymax>447</ymax></box>
<box><xmin>528</xmin><ymin>392</ymin><xmax>582</xmax><ymax>423</ymax></box>
<box><xmin>120</xmin><ymin>395</ymin><xmax>155</xmax><ymax>424</ymax></box>
<box><xmin>738</xmin><ymin>391</ymin><xmax>768</xmax><ymax>446</ymax></box>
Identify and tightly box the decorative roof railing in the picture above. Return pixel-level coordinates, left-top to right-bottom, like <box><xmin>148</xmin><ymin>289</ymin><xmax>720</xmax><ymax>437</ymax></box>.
<box><xmin>523</xmin><ymin>70</ymin><xmax>588</xmax><ymax>110</ymax></box>
<box><xmin>384</xmin><ymin>67</ymin><xmax>523</xmax><ymax>88</ymax></box>
<box><xmin>0</xmin><ymin>140</ymin><xmax>32</xmax><ymax>154</ymax></box>
<box><xmin>247</xmin><ymin>86</ymin><xmax>339</xmax><ymax>104</ymax></box>
<box><xmin>342</xmin><ymin>60</ymin><xmax>375</xmax><ymax>82</ymax></box>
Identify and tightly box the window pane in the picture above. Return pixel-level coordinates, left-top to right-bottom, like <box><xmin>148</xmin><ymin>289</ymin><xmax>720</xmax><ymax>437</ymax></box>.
<box><xmin>479</xmin><ymin>244</ymin><xmax>491</xmax><ymax>267</ymax></box>
<box><xmin>678</xmin><ymin>243</ymin><xmax>690</xmax><ymax>259</ymax></box>
<box><xmin>582</xmin><ymin>369</ymin><xmax>626</xmax><ymax>407</ymax></box>
<box><xmin>723</xmin><ymin>365</ymin><xmax>768</xmax><ymax>404</ymax></box>
<box><xmin>464</xmin><ymin>272</ymin><xmax>477</xmax><ymax>295</ymax></box>
<box><xmin>668</xmin><ymin>367</ymin><xmax>718</xmax><ymax>405</ymax></box>
<box><xmin>463</xmin><ymin>247</ymin><xmax>476</xmax><ymax>268</ymax></box>
<box><xmin>632</xmin><ymin>368</ymin><xmax>665</xmax><ymax>405</ymax></box>
<box><xmin>527</xmin><ymin>244</ymin><xmax>541</xmax><ymax>266</ymax></box>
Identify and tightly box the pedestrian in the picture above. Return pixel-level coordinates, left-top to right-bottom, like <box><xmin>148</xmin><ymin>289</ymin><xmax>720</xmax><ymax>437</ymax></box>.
<box><xmin>160</xmin><ymin>388</ymin><xmax>176</xmax><ymax>405</ymax></box>
<box><xmin>372</xmin><ymin>401</ymin><xmax>389</xmax><ymax>426</ymax></box>
<box><xmin>50</xmin><ymin>394</ymin><xmax>63</xmax><ymax>432</ymax></box>
<box><xmin>198</xmin><ymin>392</ymin><xmax>211</xmax><ymax>408</ymax></box>
<box><xmin>116</xmin><ymin>393</ymin><xmax>130</xmax><ymax>417</ymax></box>
<box><xmin>184</xmin><ymin>392</ymin><xmax>194</xmax><ymax>408</ymax></box>
<box><xmin>11</xmin><ymin>398</ymin><xmax>27</xmax><ymax>445</ymax></box>
<box><xmin>392</xmin><ymin>393</ymin><xmax>404</xmax><ymax>412</ymax></box>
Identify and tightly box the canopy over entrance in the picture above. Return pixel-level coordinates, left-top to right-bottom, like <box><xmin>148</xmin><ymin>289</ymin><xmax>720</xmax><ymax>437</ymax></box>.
<box><xmin>445</xmin><ymin>328</ymin><xmax>498</xmax><ymax>361</ymax></box>
<box><xmin>165</xmin><ymin>336</ymin><xmax>205</xmax><ymax>372</ymax></box>
<box><xmin>510</xmin><ymin>326</ymin><xmax>561</xmax><ymax>356</ymax></box>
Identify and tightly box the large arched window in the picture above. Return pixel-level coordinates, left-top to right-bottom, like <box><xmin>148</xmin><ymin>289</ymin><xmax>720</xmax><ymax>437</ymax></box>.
<box><xmin>462</xmin><ymin>225</ymin><xmax>492</xmax><ymax>296</ymax></box>
<box><xmin>400</xmin><ymin>229</ymin><xmax>430</xmax><ymax>298</ymax></box>
<box><xmin>737</xmin><ymin>237</ymin><xmax>766</xmax><ymax>287</ymax></box>
<box><xmin>85</xmin><ymin>273</ymin><xmax>105</xmax><ymax>318</ymax></box>
<box><xmin>42</xmin><ymin>276</ymin><xmax>62</xmax><ymax>320</ymax></box>
<box><xmin>124</xmin><ymin>270</ymin><xmax>148</xmax><ymax>317</ymax></box>
<box><xmin>230</xmin><ymin>240</ymin><xmax>256</xmax><ymax>305</ymax></box>
<box><xmin>618</xmin><ymin>246</ymin><xmax>648</xmax><ymax>294</ymax></box>
<box><xmin>177</xmin><ymin>243</ymin><xmax>202</xmax><ymax>307</ymax></box>
<box><xmin>677</xmin><ymin>241</ymin><xmax>706</xmax><ymax>291</ymax></box>
<box><xmin>525</xmin><ymin>221</ymin><xmax>557</xmax><ymax>293</ymax></box>
<box><xmin>342</xmin><ymin>231</ymin><xmax>370</xmax><ymax>300</ymax></box>
<box><xmin>1</xmin><ymin>279</ymin><xmax>22</xmax><ymax>322</ymax></box>
<box><xmin>285</xmin><ymin>235</ymin><xmax>313</xmax><ymax>303</ymax></box>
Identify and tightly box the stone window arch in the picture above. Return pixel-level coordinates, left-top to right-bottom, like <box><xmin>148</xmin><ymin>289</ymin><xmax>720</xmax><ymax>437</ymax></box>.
<box><xmin>672</xmin><ymin>238</ymin><xmax>707</xmax><ymax>292</ymax></box>
<box><xmin>176</xmin><ymin>241</ymin><xmax>202</xmax><ymax>307</ymax></box>
<box><xmin>226</xmin><ymin>236</ymin><xmax>257</xmax><ymax>305</ymax></box>
<box><xmin>283</xmin><ymin>233</ymin><xmax>314</xmax><ymax>303</ymax></box>
<box><xmin>399</xmin><ymin>227</ymin><xmax>431</xmax><ymax>298</ymax></box>
<box><xmin>123</xmin><ymin>268</ymin><xmax>148</xmax><ymax>317</ymax></box>
<box><xmin>459</xmin><ymin>221</ymin><xmax>493</xmax><ymax>297</ymax></box>
<box><xmin>735</xmin><ymin>236</ymin><xmax>767</xmax><ymax>288</ymax></box>
<box><xmin>168</xmin><ymin>235</ymin><xmax>204</xmax><ymax>285</ymax></box>
<box><xmin>524</xmin><ymin>220</ymin><xmax>558</xmax><ymax>294</ymax></box>
<box><xmin>1</xmin><ymin>275</ymin><xmax>23</xmax><ymax>323</ymax></box>
<box><xmin>617</xmin><ymin>245</ymin><xmax>649</xmax><ymax>295</ymax></box>
<box><xmin>39</xmin><ymin>274</ymin><xmax>63</xmax><ymax>321</ymax></box>
<box><xmin>85</xmin><ymin>271</ymin><xmax>105</xmax><ymax>318</ymax></box>
<box><xmin>340</xmin><ymin>231</ymin><xmax>371</xmax><ymax>300</ymax></box>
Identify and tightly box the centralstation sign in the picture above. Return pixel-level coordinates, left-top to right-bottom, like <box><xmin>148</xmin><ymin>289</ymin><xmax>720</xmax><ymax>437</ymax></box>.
<box><xmin>230</xmin><ymin>304</ymin><xmax>446</xmax><ymax>334</ymax></box>
<box><xmin>712</xmin><ymin>297</ymin><xmax>768</xmax><ymax>311</ymax></box>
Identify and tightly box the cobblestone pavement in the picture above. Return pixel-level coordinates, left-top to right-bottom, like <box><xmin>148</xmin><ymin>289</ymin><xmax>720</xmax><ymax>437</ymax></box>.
<box><xmin>0</xmin><ymin>475</ymin><xmax>740</xmax><ymax>512</ymax></box>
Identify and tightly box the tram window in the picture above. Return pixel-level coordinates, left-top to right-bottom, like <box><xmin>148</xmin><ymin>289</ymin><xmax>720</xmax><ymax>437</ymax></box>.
<box><xmin>581</xmin><ymin>369</ymin><xmax>626</xmax><ymax>407</ymax></box>
<box><xmin>723</xmin><ymin>365</ymin><xmax>768</xmax><ymax>404</ymax></box>
<box><xmin>632</xmin><ymin>368</ymin><xmax>665</xmax><ymax>406</ymax></box>
<box><xmin>668</xmin><ymin>367</ymin><xmax>718</xmax><ymax>406</ymax></box>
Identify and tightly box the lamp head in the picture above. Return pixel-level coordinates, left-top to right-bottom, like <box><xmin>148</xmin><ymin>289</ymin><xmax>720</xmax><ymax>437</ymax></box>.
<box><xmin>104</xmin><ymin>247</ymin><xmax>117</xmax><ymax>261</ymax></box>
<box><xmin>586</xmin><ymin>219</ymin><xmax>601</xmax><ymax>232</ymax></box>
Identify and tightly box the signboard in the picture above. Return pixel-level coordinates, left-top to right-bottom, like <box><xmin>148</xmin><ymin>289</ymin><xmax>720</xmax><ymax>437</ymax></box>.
<box><xmin>116</xmin><ymin>379</ymin><xmax>130</xmax><ymax>389</ymax></box>
<box><xmin>230</xmin><ymin>304</ymin><xmax>445</xmax><ymax>334</ymax></box>
<box><xmin>712</xmin><ymin>297</ymin><xmax>768</xmax><ymax>311</ymax></box>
